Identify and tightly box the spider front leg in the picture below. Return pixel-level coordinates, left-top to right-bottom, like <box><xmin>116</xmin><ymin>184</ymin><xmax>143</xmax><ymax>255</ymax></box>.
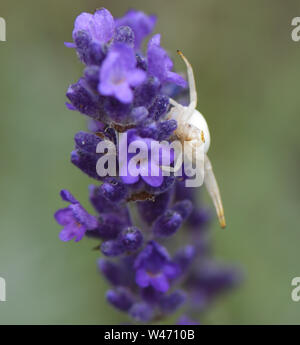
<box><xmin>160</xmin><ymin>141</ymin><xmax>183</xmax><ymax>174</ymax></box>
<box><xmin>177</xmin><ymin>50</ymin><xmax>197</xmax><ymax>113</ymax></box>
<box><xmin>204</xmin><ymin>155</ymin><xmax>226</xmax><ymax>228</ymax></box>
<box><xmin>168</xmin><ymin>51</ymin><xmax>198</xmax><ymax>124</ymax></box>
<box><xmin>169</xmin><ymin>98</ymin><xmax>181</xmax><ymax>108</ymax></box>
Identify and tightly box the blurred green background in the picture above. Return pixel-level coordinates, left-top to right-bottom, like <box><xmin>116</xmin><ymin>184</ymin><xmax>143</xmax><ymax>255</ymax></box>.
<box><xmin>0</xmin><ymin>0</ymin><xmax>300</xmax><ymax>324</ymax></box>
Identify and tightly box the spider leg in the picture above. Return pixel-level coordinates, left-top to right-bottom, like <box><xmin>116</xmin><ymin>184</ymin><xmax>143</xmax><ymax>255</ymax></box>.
<box><xmin>169</xmin><ymin>98</ymin><xmax>182</xmax><ymax>107</ymax></box>
<box><xmin>183</xmin><ymin>139</ymin><xmax>205</xmax><ymax>188</ymax></box>
<box><xmin>160</xmin><ymin>156</ymin><xmax>182</xmax><ymax>173</ymax></box>
<box><xmin>204</xmin><ymin>154</ymin><xmax>226</xmax><ymax>228</ymax></box>
<box><xmin>177</xmin><ymin>50</ymin><xmax>197</xmax><ymax>110</ymax></box>
<box><xmin>160</xmin><ymin>143</ymin><xmax>183</xmax><ymax>173</ymax></box>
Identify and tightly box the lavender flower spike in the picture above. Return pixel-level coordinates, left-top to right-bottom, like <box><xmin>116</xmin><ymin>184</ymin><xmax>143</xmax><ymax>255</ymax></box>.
<box><xmin>56</xmin><ymin>7</ymin><xmax>241</xmax><ymax>325</ymax></box>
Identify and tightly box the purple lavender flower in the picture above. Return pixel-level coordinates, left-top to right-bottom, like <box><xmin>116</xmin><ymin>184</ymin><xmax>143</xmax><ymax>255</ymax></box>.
<box><xmin>99</xmin><ymin>43</ymin><xmax>146</xmax><ymax>103</ymax></box>
<box><xmin>65</xmin><ymin>9</ymin><xmax>115</xmax><ymax>66</ymax></box>
<box><xmin>54</xmin><ymin>190</ymin><xmax>98</xmax><ymax>242</ymax></box>
<box><xmin>72</xmin><ymin>8</ymin><xmax>115</xmax><ymax>44</ymax></box>
<box><xmin>56</xmin><ymin>7</ymin><xmax>241</xmax><ymax>325</ymax></box>
<box><xmin>134</xmin><ymin>241</ymin><xmax>179</xmax><ymax>292</ymax></box>
<box><xmin>147</xmin><ymin>34</ymin><xmax>187</xmax><ymax>87</ymax></box>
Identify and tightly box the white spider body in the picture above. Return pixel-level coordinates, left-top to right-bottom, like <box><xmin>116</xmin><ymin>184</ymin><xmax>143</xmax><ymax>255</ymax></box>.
<box><xmin>165</xmin><ymin>51</ymin><xmax>226</xmax><ymax>228</ymax></box>
<box><xmin>188</xmin><ymin>110</ymin><xmax>210</xmax><ymax>153</ymax></box>
<box><xmin>174</xmin><ymin>108</ymin><xmax>210</xmax><ymax>153</ymax></box>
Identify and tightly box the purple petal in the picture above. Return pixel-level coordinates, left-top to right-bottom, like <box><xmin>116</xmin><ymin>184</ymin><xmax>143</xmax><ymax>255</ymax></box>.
<box><xmin>73</xmin><ymin>12</ymin><xmax>93</xmax><ymax>39</ymax></box>
<box><xmin>91</xmin><ymin>8</ymin><xmax>115</xmax><ymax>43</ymax></box>
<box><xmin>69</xmin><ymin>203</ymin><xmax>98</xmax><ymax>229</ymax></box>
<box><xmin>147</xmin><ymin>34</ymin><xmax>187</xmax><ymax>87</ymax></box>
<box><xmin>127</xmin><ymin>69</ymin><xmax>146</xmax><ymax>87</ymax></box>
<box><xmin>136</xmin><ymin>268</ymin><xmax>150</xmax><ymax>288</ymax></box>
<box><xmin>134</xmin><ymin>243</ymin><xmax>153</xmax><ymax>269</ymax></box>
<box><xmin>99</xmin><ymin>51</ymin><xmax>119</xmax><ymax>90</ymax></box>
<box><xmin>60</xmin><ymin>190</ymin><xmax>78</xmax><ymax>204</ymax></box>
<box><xmin>65</xmin><ymin>102</ymin><xmax>76</xmax><ymax>111</ymax></box>
<box><xmin>114</xmin><ymin>83</ymin><xmax>134</xmax><ymax>103</ymax></box>
<box><xmin>114</xmin><ymin>43</ymin><xmax>136</xmax><ymax>69</ymax></box>
<box><xmin>164</xmin><ymin>262</ymin><xmax>180</xmax><ymax>280</ymax></box>
<box><xmin>64</xmin><ymin>42</ymin><xmax>76</xmax><ymax>48</ymax></box>
<box><xmin>98</xmin><ymin>44</ymin><xmax>145</xmax><ymax>103</ymax></box>
<box><xmin>120</xmin><ymin>175</ymin><xmax>140</xmax><ymax>186</ymax></box>
<box><xmin>74</xmin><ymin>226</ymin><xmax>86</xmax><ymax>242</ymax></box>
<box><xmin>165</xmin><ymin>71</ymin><xmax>187</xmax><ymax>88</ymax></box>
<box><xmin>148</xmin><ymin>33</ymin><xmax>160</xmax><ymax>48</ymax></box>
<box><xmin>59</xmin><ymin>226</ymin><xmax>74</xmax><ymax>242</ymax></box>
<box><xmin>59</xmin><ymin>223</ymin><xmax>86</xmax><ymax>242</ymax></box>
<box><xmin>54</xmin><ymin>208</ymin><xmax>73</xmax><ymax>226</ymax></box>
<box><xmin>151</xmin><ymin>240</ymin><xmax>171</xmax><ymax>261</ymax></box>
<box><xmin>150</xmin><ymin>274</ymin><xmax>169</xmax><ymax>292</ymax></box>
<box><xmin>72</xmin><ymin>9</ymin><xmax>115</xmax><ymax>44</ymax></box>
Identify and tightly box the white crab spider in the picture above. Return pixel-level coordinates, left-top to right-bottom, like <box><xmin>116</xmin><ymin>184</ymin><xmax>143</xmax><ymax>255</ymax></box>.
<box><xmin>165</xmin><ymin>50</ymin><xmax>226</xmax><ymax>228</ymax></box>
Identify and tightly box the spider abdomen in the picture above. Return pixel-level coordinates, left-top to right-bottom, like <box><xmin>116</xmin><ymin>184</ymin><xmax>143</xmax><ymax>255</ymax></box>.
<box><xmin>187</xmin><ymin>109</ymin><xmax>211</xmax><ymax>153</ymax></box>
